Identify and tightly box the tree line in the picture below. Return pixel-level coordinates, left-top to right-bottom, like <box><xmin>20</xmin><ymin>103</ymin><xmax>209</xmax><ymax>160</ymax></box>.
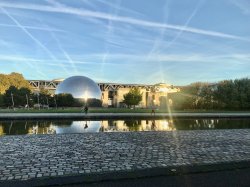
<box><xmin>0</xmin><ymin>73</ymin><xmax>101</xmax><ymax>108</ymax></box>
<box><xmin>114</xmin><ymin>79</ymin><xmax>250</xmax><ymax>110</ymax></box>
<box><xmin>169</xmin><ymin>78</ymin><xmax>250</xmax><ymax>110</ymax></box>
<box><xmin>1</xmin><ymin>86</ymin><xmax>102</xmax><ymax>108</ymax></box>
<box><xmin>1</xmin><ymin>72</ymin><xmax>250</xmax><ymax>110</ymax></box>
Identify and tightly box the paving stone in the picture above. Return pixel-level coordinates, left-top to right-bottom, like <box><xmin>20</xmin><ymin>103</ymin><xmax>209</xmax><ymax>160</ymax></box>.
<box><xmin>0</xmin><ymin>130</ymin><xmax>249</xmax><ymax>182</ymax></box>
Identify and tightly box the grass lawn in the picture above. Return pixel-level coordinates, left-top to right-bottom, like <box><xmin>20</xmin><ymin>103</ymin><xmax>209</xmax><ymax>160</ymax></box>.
<box><xmin>0</xmin><ymin>107</ymin><xmax>249</xmax><ymax>113</ymax></box>
<box><xmin>0</xmin><ymin>108</ymin><xmax>153</xmax><ymax>113</ymax></box>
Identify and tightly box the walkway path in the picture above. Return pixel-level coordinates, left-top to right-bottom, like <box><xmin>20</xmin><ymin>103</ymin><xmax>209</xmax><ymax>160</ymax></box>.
<box><xmin>0</xmin><ymin>129</ymin><xmax>250</xmax><ymax>186</ymax></box>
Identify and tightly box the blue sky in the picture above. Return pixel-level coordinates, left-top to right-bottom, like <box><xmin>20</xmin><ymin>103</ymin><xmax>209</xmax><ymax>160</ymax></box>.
<box><xmin>0</xmin><ymin>0</ymin><xmax>249</xmax><ymax>85</ymax></box>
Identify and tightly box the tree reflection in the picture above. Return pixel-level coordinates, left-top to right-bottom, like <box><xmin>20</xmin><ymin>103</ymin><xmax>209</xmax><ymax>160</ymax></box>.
<box><xmin>0</xmin><ymin>119</ymin><xmax>250</xmax><ymax>135</ymax></box>
<box><xmin>123</xmin><ymin>120</ymin><xmax>141</xmax><ymax>131</ymax></box>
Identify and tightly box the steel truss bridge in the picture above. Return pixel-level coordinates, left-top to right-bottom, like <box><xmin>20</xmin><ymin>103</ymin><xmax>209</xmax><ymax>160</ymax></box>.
<box><xmin>28</xmin><ymin>80</ymin><xmax>155</xmax><ymax>92</ymax></box>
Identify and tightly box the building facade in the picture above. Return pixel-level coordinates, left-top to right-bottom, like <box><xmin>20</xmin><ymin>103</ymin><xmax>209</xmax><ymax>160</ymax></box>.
<box><xmin>28</xmin><ymin>79</ymin><xmax>180</xmax><ymax>108</ymax></box>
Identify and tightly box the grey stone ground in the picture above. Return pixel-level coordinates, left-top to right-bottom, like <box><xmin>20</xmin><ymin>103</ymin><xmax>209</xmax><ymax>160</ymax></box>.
<box><xmin>0</xmin><ymin>129</ymin><xmax>250</xmax><ymax>183</ymax></box>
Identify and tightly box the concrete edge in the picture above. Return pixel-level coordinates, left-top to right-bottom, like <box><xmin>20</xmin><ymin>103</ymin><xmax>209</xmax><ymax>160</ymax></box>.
<box><xmin>1</xmin><ymin>160</ymin><xmax>250</xmax><ymax>187</ymax></box>
<box><xmin>1</xmin><ymin>113</ymin><xmax>250</xmax><ymax>120</ymax></box>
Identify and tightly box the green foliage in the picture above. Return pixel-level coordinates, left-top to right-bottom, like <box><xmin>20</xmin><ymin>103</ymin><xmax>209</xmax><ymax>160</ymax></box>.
<box><xmin>72</xmin><ymin>98</ymin><xmax>102</xmax><ymax>107</ymax></box>
<box><xmin>55</xmin><ymin>93</ymin><xmax>75</xmax><ymax>107</ymax></box>
<box><xmin>87</xmin><ymin>98</ymin><xmax>102</xmax><ymax>107</ymax></box>
<box><xmin>159</xmin><ymin>96</ymin><xmax>168</xmax><ymax>109</ymax></box>
<box><xmin>168</xmin><ymin>83</ymin><xmax>206</xmax><ymax>110</ymax></box>
<box><xmin>35</xmin><ymin>88</ymin><xmax>52</xmax><ymax>107</ymax></box>
<box><xmin>170</xmin><ymin>78</ymin><xmax>250</xmax><ymax>110</ymax></box>
<box><xmin>213</xmin><ymin>78</ymin><xmax>250</xmax><ymax>109</ymax></box>
<box><xmin>4</xmin><ymin>86</ymin><xmax>18</xmax><ymax>107</ymax></box>
<box><xmin>169</xmin><ymin>92</ymin><xmax>195</xmax><ymax>110</ymax></box>
<box><xmin>0</xmin><ymin>94</ymin><xmax>4</xmax><ymax>107</ymax></box>
<box><xmin>0</xmin><ymin>72</ymin><xmax>31</xmax><ymax>94</ymax></box>
<box><xmin>124</xmin><ymin>120</ymin><xmax>141</xmax><ymax>131</ymax></box>
<box><xmin>123</xmin><ymin>87</ymin><xmax>142</xmax><ymax>108</ymax></box>
<box><xmin>3</xmin><ymin>86</ymin><xmax>33</xmax><ymax>107</ymax></box>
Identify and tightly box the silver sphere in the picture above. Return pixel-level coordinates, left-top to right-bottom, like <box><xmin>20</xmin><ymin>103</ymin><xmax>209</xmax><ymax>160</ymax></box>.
<box><xmin>54</xmin><ymin>121</ymin><xmax>101</xmax><ymax>133</ymax></box>
<box><xmin>55</xmin><ymin>76</ymin><xmax>101</xmax><ymax>100</ymax></box>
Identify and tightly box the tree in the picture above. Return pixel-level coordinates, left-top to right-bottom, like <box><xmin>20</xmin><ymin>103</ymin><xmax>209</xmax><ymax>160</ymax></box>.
<box><xmin>0</xmin><ymin>72</ymin><xmax>31</xmax><ymax>94</ymax></box>
<box><xmin>123</xmin><ymin>88</ymin><xmax>142</xmax><ymax>108</ymax></box>
<box><xmin>212</xmin><ymin>78</ymin><xmax>250</xmax><ymax>110</ymax></box>
<box><xmin>8</xmin><ymin>72</ymin><xmax>31</xmax><ymax>89</ymax></box>
<box><xmin>0</xmin><ymin>94</ymin><xmax>4</xmax><ymax>107</ymax></box>
<box><xmin>124</xmin><ymin>120</ymin><xmax>141</xmax><ymax>131</ymax></box>
<box><xmin>3</xmin><ymin>86</ymin><xmax>33</xmax><ymax>107</ymax></box>
<box><xmin>39</xmin><ymin>88</ymin><xmax>51</xmax><ymax>107</ymax></box>
<box><xmin>4</xmin><ymin>86</ymin><xmax>19</xmax><ymax>107</ymax></box>
<box><xmin>0</xmin><ymin>74</ymin><xmax>9</xmax><ymax>94</ymax></box>
<box><xmin>198</xmin><ymin>85</ymin><xmax>214</xmax><ymax>109</ymax></box>
<box><xmin>55</xmin><ymin>93</ymin><xmax>74</xmax><ymax>107</ymax></box>
<box><xmin>169</xmin><ymin>82</ymin><xmax>212</xmax><ymax>110</ymax></box>
<box><xmin>87</xmin><ymin>98</ymin><xmax>102</xmax><ymax>107</ymax></box>
<box><xmin>169</xmin><ymin>92</ymin><xmax>196</xmax><ymax>110</ymax></box>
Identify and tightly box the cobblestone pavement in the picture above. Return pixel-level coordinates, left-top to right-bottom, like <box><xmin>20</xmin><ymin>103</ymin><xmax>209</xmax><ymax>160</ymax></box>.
<box><xmin>0</xmin><ymin>130</ymin><xmax>250</xmax><ymax>182</ymax></box>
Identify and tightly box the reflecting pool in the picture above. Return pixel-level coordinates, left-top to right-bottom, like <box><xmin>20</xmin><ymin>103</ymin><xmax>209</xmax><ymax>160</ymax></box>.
<box><xmin>0</xmin><ymin>118</ymin><xmax>250</xmax><ymax>135</ymax></box>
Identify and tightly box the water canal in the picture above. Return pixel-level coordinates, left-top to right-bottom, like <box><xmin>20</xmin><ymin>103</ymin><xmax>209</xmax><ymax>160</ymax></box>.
<box><xmin>0</xmin><ymin>118</ymin><xmax>250</xmax><ymax>135</ymax></box>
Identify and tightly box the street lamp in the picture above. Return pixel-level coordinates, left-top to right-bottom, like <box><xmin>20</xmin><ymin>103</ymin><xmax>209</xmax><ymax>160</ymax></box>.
<box><xmin>26</xmin><ymin>94</ymin><xmax>29</xmax><ymax>110</ymax></box>
<box><xmin>37</xmin><ymin>93</ymin><xmax>40</xmax><ymax>110</ymax></box>
<box><xmin>54</xmin><ymin>96</ymin><xmax>57</xmax><ymax>110</ymax></box>
<box><xmin>11</xmin><ymin>92</ymin><xmax>14</xmax><ymax>110</ymax></box>
<box><xmin>46</xmin><ymin>97</ymin><xmax>49</xmax><ymax>109</ymax></box>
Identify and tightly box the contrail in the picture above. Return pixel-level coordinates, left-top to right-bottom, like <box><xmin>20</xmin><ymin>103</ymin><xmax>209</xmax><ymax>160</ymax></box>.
<box><xmin>49</xmin><ymin>31</ymin><xmax>79</xmax><ymax>74</ymax></box>
<box><xmin>146</xmin><ymin>0</ymin><xmax>171</xmax><ymax>83</ymax></box>
<box><xmin>230</xmin><ymin>0</ymin><xmax>250</xmax><ymax>15</ymax></box>
<box><xmin>95</xmin><ymin>0</ymin><xmax>143</xmax><ymax>16</ymax></box>
<box><xmin>0</xmin><ymin>23</ymin><xmax>65</xmax><ymax>32</ymax></box>
<box><xmin>0</xmin><ymin>49</ymin><xmax>47</xmax><ymax>78</ymax></box>
<box><xmin>166</xmin><ymin>0</ymin><xmax>205</xmax><ymax>48</ymax></box>
<box><xmin>0</xmin><ymin>8</ymin><xmax>57</xmax><ymax>60</ymax></box>
<box><xmin>99</xmin><ymin>0</ymin><xmax>122</xmax><ymax>78</ymax></box>
<box><xmin>0</xmin><ymin>7</ymin><xmax>71</xmax><ymax>75</ymax></box>
<box><xmin>0</xmin><ymin>2</ymin><xmax>248</xmax><ymax>41</ymax></box>
<box><xmin>0</xmin><ymin>38</ymin><xmax>48</xmax><ymax>79</ymax></box>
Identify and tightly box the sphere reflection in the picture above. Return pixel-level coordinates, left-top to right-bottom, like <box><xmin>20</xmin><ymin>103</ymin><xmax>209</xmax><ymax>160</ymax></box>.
<box><xmin>55</xmin><ymin>76</ymin><xmax>101</xmax><ymax>100</ymax></box>
<box><xmin>54</xmin><ymin>121</ymin><xmax>101</xmax><ymax>133</ymax></box>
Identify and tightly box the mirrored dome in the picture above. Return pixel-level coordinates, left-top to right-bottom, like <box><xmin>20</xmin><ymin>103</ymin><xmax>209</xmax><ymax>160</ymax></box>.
<box><xmin>54</xmin><ymin>121</ymin><xmax>102</xmax><ymax>133</ymax></box>
<box><xmin>55</xmin><ymin>76</ymin><xmax>101</xmax><ymax>100</ymax></box>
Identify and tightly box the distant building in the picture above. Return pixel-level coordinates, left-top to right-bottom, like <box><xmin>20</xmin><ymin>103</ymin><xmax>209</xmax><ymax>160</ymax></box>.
<box><xmin>28</xmin><ymin>79</ymin><xmax>180</xmax><ymax>108</ymax></box>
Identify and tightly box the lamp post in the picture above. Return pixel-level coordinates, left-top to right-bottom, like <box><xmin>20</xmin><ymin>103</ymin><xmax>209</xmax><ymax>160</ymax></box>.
<box><xmin>37</xmin><ymin>93</ymin><xmax>40</xmax><ymax>110</ymax></box>
<box><xmin>46</xmin><ymin>97</ymin><xmax>49</xmax><ymax>109</ymax></box>
<box><xmin>54</xmin><ymin>96</ymin><xmax>57</xmax><ymax>110</ymax></box>
<box><xmin>26</xmin><ymin>94</ymin><xmax>29</xmax><ymax>110</ymax></box>
<box><xmin>11</xmin><ymin>92</ymin><xmax>14</xmax><ymax>110</ymax></box>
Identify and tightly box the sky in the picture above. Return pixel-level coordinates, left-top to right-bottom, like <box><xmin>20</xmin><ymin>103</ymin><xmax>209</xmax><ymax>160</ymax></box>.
<box><xmin>0</xmin><ymin>0</ymin><xmax>249</xmax><ymax>85</ymax></box>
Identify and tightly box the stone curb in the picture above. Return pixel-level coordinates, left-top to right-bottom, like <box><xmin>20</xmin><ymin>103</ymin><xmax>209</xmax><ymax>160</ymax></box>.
<box><xmin>1</xmin><ymin>161</ymin><xmax>250</xmax><ymax>187</ymax></box>
<box><xmin>1</xmin><ymin>112</ymin><xmax>250</xmax><ymax>120</ymax></box>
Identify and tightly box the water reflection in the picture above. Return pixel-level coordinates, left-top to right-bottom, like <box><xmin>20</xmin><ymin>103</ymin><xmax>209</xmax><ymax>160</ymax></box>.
<box><xmin>55</xmin><ymin>121</ymin><xmax>101</xmax><ymax>133</ymax></box>
<box><xmin>0</xmin><ymin>118</ymin><xmax>250</xmax><ymax>135</ymax></box>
